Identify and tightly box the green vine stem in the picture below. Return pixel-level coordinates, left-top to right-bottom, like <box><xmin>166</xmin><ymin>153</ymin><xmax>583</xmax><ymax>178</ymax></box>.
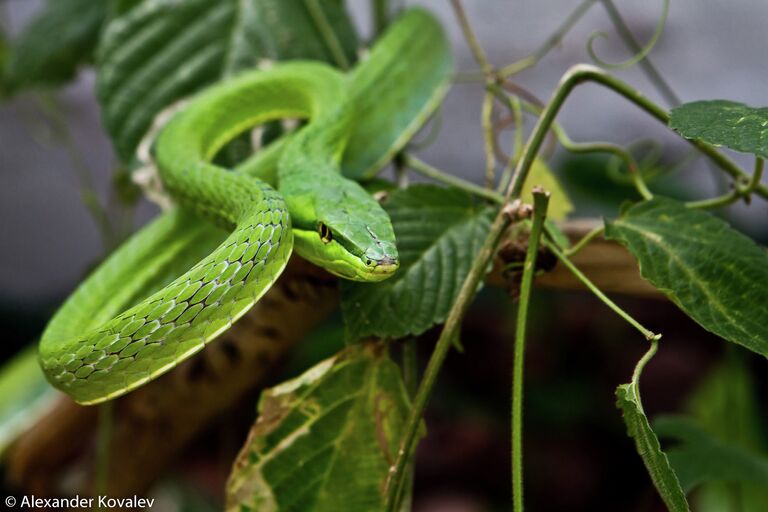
<box><xmin>512</xmin><ymin>189</ymin><xmax>550</xmax><ymax>512</ymax></box>
<box><xmin>599</xmin><ymin>0</ymin><xmax>680</xmax><ymax>106</ymax></box>
<box><xmin>587</xmin><ymin>0</ymin><xmax>669</xmax><ymax>70</ymax></box>
<box><xmin>545</xmin><ymin>227</ymin><xmax>660</xmax><ymax>341</ymax></box>
<box><xmin>564</xmin><ymin>225</ymin><xmax>605</xmax><ymax>257</ymax></box>
<box><xmin>450</xmin><ymin>0</ymin><xmax>493</xmax><ymax>76</ymax></box>
<box><xmin>482</xmin><ymin>91</ymin><xmax>497</xmax><ymax>188</ymax></box>
<box><xmin>385</xmin><ymin>195</ymin><xmax>518</xmax><ymax>511</ymax></box>
<box><xmin>504</xmin><ymin>64</ymin><xmax>768</xmax><ymax>202</ymax></box>
<box><xmin>631</xmin><ymin>338</ymin><xmax>659</xmax><ymax>395</ymax></box>
<box><xmin>403</xmin><ymin>154</ymin><xmax>504</xmax><ymax>203</ymax></box>
<box><xmin>686</xmin><ymin>157</ymin><xmax>764</xmax><ymax>209</ymax></box>
<box><xmin>499</xmin><ymin>0</ymin><xmax>597</xmax><ymax>77</ymax></box>
<box><xmin>491</xmin><ymin>86</ymin><xmax>654</xmax><ymax>200</ymax></box>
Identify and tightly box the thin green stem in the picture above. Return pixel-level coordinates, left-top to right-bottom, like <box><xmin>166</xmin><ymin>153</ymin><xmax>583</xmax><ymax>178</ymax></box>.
<box><xmin>450</xmin><ymin>0</ymin><xmax>493</xmax><ymax>76</ymax></box>
<box><xmin>564</xmin><ymin>225</ymin><xmax>605</xmax><ymax>257</ymax></box>
<box><xmin>482</xmin><ymin>91</ymin><xmax>497</xmax><ymax>188</ymax></box>
<box><xmin>94</xmin><ymin>401</ymin><xmax>114</xmax><ymax>501</ymax></box>
<box><xmin>631</xmin><ymin>338</ymin><xmax>659</xmax><ymax>393</ymax></box>
<box><xmin>404</xmin><ymin>154</ymin><xmax>503</xmax><ymax>204</ymax></box>
<box><xmin>687</xmin><ymin>157</ymin><xmax>764</xmax><ymax>209</ymax></box>
<box><xmin>304</xmin><ymin>0</ymin><xmax>350</xmax><ymax>70</ymax></box>
<box><xmin>512</xmin><ymin>189</ymin><xmax>550</xmax><ymax>512</ymax></box>
<box><xmin>600</xmin><ymin>0</ymin><xmax>680</xmax><ymax>106</ymax></box>
<box><xmin>503</xmin><ymin>64</ymin><xmax>767</xmax><ymax>202</ymax></box>
<box><xmin>386</xmin><ymin>207</ymin><xmax>515</xmax><ymax>511</ymax></box>
<box><xmin>496</xmin><ymin>94</ymin><xmax>524</xmax><ymax>194</ymax></box>
<box><xmin>550</xmin><ymin>124</ymin><xmax>653</xmax><ymax>200</ymax></box>
<box><xmin>545</xmin><ymin>228</ymin><xmax>660</xmax><ymax>341</ymax></box>
<box><xmin>499</xmin><ymin>0</ymin><xmax>597</xmax><ymax>77</ymax></box>
<box><xmin>587</xmin><ymin>0</ymin><xmax>669</xmax><ymax>70</ymax></box>
<box><xmin>493</xmin><ymin>86</ymin><xmax>654</xmax><ymax>200</ymax></box>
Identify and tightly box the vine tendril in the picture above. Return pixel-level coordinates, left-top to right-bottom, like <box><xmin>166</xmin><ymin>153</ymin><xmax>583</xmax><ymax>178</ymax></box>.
<box><xmin>587</xmin><ymin>0</ymin><xmax>669</xmax><ymax>70</ymax></box>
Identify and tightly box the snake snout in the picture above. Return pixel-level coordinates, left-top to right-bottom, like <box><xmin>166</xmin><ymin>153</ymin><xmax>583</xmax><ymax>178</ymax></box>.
<box><xmin>365</xmin><ymin>255</ymin><xmax>399</xmax><ymax>276</ymax></box>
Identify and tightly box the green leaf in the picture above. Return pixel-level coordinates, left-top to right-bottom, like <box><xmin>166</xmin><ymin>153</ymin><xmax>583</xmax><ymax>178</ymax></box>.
<box><xmin>682</xmin><ymin>354</ymin><xmax>768</xmax><ymax>511</ymax></box>
<box><xmin>342</xmin><ymin>8</ymin><xmax>453</xmax><ymax>179</ymax></box>
<box><xmin>669</xmin><ymin>100</ymin><xmax>768</xmax><ymax>158</ymax></box>
<box><xmin>655</xmin><ymin>416</ymin><xmax>768</xmax><ymax>494</ymax></box>
<box><xmin>604</xmin><ymin>197</ymin><xmax>768</xmax><ymax>355</ymax></box>
<box><xmin>97</xmin><ymin>0</ymin><xmax>358</xmax><ymax>162</ymax></box>
<box><xmin>341</xmin><ymin>185</ymin><xmax>493</xmax><ymax>342</ymax></box>
<box><xmin>4</xmin><ymin>0</ymin><xmax>109</xmax><ymax>94</ymax></box>
<box><xmin>616</xmin><ymin>383</ymin><xmax>689</xmax><ymax>512</ymax></box>
<box><xmin>521</xmin><ymin>158</ymin><xmax>573</xmax><ymax>221</ymax></box>
<box><xmin>226</xmin><ymin>342</ymin><xmax>411</xmax><ymax>512</ymax></box>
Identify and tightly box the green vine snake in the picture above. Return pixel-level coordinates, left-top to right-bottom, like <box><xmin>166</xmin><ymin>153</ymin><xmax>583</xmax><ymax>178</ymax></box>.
<box><xmin>36</xmin><ymin>8</ymin><xmax>450</xmax><ymax>406</ymax></box>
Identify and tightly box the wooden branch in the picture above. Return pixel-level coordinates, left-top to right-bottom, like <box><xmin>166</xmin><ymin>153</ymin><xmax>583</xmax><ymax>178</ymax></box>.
<box><xmin>4</xmin><ymin>218</ymin><xmax>655</xmax><ymax>497</ymax></box>
<box><xmin>5</xmin><ymin>257</ymin><xmax>339</xmax><ymax>497</ymax></box>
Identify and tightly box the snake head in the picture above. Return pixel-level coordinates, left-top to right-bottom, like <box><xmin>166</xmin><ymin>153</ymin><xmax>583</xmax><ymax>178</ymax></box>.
<box><xmin>285</xmin><ymin>178</ymin><xmax>399</xmax><ymax>282</ymax></box>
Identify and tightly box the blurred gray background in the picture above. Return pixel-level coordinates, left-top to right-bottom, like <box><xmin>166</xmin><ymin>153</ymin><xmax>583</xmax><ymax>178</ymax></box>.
<box><xmin>1</xmin><ymin>0</ymin><xmax>767</xmax><ymax>305</ymax></box>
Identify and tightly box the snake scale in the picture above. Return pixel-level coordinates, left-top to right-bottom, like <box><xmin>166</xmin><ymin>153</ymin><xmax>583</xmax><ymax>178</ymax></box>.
<box><xmin>36</xmin><ymin>9</ymin><xmax>447</xmax><ymax>406</ymax></box>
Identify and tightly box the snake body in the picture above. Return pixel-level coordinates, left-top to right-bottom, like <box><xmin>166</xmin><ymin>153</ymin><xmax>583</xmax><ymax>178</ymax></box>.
<box><xmin>36</xmin><ymin>8</ymin><xmax>449</xmax><ymax>407</ymax></box>
<box><xmin>39</xmin><ymin>64</ymin><xmax>398</xmax><ymax>405</ymax></box>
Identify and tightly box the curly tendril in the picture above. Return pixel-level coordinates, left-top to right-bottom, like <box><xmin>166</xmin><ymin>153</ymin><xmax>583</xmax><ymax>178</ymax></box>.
<box><xmin>587</xmin><ymin>0</ymin><xmax>669</xmax><ymax>70</ymax></box>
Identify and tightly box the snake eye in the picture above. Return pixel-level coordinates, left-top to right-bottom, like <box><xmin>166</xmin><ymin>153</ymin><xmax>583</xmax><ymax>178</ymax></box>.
<box><xmin>318</xmin><ymin>223</ymin><xmax>332</xmax><ymax>244</ymax></box>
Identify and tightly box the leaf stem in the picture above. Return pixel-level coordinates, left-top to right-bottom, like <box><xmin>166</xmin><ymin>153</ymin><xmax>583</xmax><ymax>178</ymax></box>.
<box><xmin>545</xmin><ymin>227</ymin><xmax>660</xmax><ymax>341</ymax></box>
<box><xmin>599</xmin><ymin>0</ymin><xmax>680</xmax><ymax>106</ymax></box>
<box><xmin>631</xmin><ymin>338</ymin><xmax>659</xmax><ymax>394</ymax></box>
<box><xmin>386</xmin><ymin>202</ymin><xmax>515</xmax><ymax>511</ymax></box>
<box><xmin>564</xmin><ymin>225</ymin><xmax>605</xmax><ymax>257</ymax></box>
<box><xmin>450</xmin><ymin>0</ymin><xmax>493</xmax><ymax>76</ymax></box>
<box><xmin>686</xmin><ymin>157</ymin><xmax>765</xmax><ymax>209</ymax></box>
<box><xmin>404</xmin><ymin>154</ymin><xmax>504</xmax><ymax>204</ymax></box>
<box><xmin>587</xmin><ymin>0</ymin><xmax>669</xmax><ymax>70</ymax></box>
<box><xmin>512</xmin><ymin>189</ymin><xmax>550</xmax><ymax>512</ymax></box>
<box><xmin>482</xmin><ymin>91</ymin><xmax>497</xmax><ymax>188</ymax></box>
<box><xmin>504</xmin><ymin>64</ymin><xmax>768</xmax><ymax>202</ymax></box>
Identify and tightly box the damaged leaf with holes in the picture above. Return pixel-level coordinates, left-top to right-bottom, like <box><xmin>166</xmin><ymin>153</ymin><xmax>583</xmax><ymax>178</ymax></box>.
<box><xmin>226</xmin><ymin>342</ymin><xmax>412</xmax><ymax>512</ymax></box>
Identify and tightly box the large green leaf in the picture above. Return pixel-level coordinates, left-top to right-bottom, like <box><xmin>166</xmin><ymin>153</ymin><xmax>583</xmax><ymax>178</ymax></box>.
<box><xmin>616</xmin><ymin>383</ymin><xmax>689</xmax><ymax>512</ymax></box>
<box><xmin>342</xmin><ymin>8</ymin><xmax>453</xmax><ymax>179</ymax></box>
<box><xmin>669</xmin><ymin>100</ymin><xmax>768</xmax><ymax>158</ymax></box>
<box><xmin>226</xmin><ymin>342</ymin><xmax>411</xmax><ymax>512</ymax></box>
<box><xmin>97</xmin><ymin>0</ymin><xmax>358</xmax><ymax>162</ymax></box>
<box><xmin>655</xmin><ymin>416</ymin><xmax>768</xmax><ymax>493</ymax></box>
<box><xmin>341</xmin><ymin>185</ymin><xmax>493</xmax><ymax>342</ymax></box>
<box><xmin>604</xmin><ymin>197</ymin><xmax>768</xmax><ymax>355</ymax></box>
<box><xmin>3</xmin><ymin>0</ymin><xmax>109</xmax><ymax>94</ymax></box>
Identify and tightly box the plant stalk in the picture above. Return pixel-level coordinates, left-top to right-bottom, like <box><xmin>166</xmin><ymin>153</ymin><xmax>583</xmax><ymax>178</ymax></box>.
<box><xmin>404</xmin><ymin>154</ymin><xmax>504</xmax><ymax>203</ymax></box>
<box><xmin>512</xmin><ymin>189</ymin><xmax>550</xmax><ymax>512</ymax></box>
